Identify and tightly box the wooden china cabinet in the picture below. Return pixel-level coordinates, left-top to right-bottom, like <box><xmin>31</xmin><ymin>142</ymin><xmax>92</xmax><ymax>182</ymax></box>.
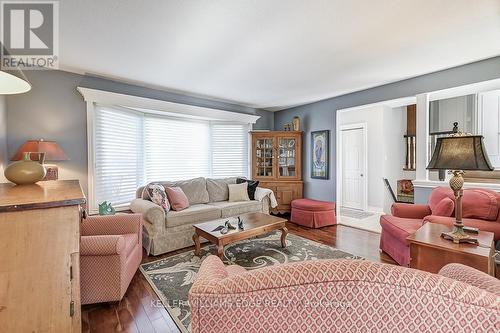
<box><xmin>251</xmin><ymin>131</ymin><xmax>303</xmax><ymax>213</ymax></box>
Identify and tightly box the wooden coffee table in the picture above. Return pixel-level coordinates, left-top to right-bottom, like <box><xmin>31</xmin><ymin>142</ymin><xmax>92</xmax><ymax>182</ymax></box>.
<box><xmin>192</xmin><ymin>212</ymin><xmax>288</xmax><ymax>259</ymax></box>
<box><xmin>407</xmin><ymin>222</ymin><xmax>495</xmax><ymax>275</ymax></box>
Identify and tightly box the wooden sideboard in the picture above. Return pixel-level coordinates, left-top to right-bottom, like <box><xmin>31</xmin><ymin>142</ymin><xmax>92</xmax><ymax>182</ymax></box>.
<box><xmin>0</xmin><ymin>180</ymin><xmax>86</xmax><ymax>332</ymax></box>
<box><xmin>251</xmin><ymin>131</ymin><xmax>303</xmax><ymax>213</ymax></box>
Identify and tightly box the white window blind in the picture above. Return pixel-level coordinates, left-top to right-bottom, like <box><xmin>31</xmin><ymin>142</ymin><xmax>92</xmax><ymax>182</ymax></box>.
<box><xmin>93</xmin><ymin>106</ymin><xmax>144</xmax><ymax>208</ymax></box>
<box><xmin>91</xmin><ymin>106</ymin><xmax>250</xmax><ymax>211</ymax></box>
<box><xmin>211</xmin><ymin>123</ymin><xmax>249</xmax><ymax>178</ymax></box>
<box><xmin>144</xmin><ymin>115</ymin><xmax>211</xmax><ymax>182</ymax></box>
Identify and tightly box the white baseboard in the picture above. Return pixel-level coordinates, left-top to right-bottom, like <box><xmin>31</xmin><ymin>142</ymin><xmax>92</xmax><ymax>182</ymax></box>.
<box><xmin>367</xmin><ymin>206</ymin><xmax>384</xmax><ymax>213</ymax></box>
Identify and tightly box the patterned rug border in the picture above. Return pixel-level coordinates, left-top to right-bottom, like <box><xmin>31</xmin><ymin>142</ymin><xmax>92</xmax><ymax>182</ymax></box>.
<box><xmin>140</xmin><ymin>232</ymin><xmax>363</xmax><ymax>333</ymax></box>
<box><xmin>139</xmin><ymin>264</ymin><xmax>190</xmax><ymax>333</ymax></box>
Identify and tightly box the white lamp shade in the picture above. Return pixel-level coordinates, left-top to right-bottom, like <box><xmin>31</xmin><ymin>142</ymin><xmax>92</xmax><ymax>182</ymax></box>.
<box><xmin>0</xmin><ymin>70</ymin><xmax>31</xmax><ymax>94</ymax></box>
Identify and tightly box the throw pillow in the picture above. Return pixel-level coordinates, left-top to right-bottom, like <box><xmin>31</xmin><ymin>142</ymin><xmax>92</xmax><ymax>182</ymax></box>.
<box><xmin>228</xmin><ymin>182</ymin><xmax>250</xmax><ymax>202</ymax></box>
<box><xmin>144</xmin><ymin>183</ymin><xmax>170</xmax><ymax>212</ymax></box>
<box><xmin>165</xmin><ymin>186</ymin><xmax>190</xmax><ymax>211</ymax></box>
<box><xmin>431</xmin><ymin>197</ymin><xmax>455</xmax><ymax>217</ymax></box>
<box><xmin>236</xmin><ymin>178</ymin><xmax>259</xmax><ymax>200</ymax></box>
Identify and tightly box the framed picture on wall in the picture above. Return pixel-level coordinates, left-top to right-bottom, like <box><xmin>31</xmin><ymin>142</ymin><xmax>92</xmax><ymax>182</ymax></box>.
<box><xmin>311</xmin><ymin>130</ymin><xmax>329</xmax><ymax>179</ymax></box>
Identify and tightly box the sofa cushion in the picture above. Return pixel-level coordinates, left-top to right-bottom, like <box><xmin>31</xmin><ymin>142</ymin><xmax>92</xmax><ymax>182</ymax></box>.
<box><xmin>432</xmin><ymin>197</ymin><xmax>455</xmax><ymax>217</ymax></box>
<box><xmin>208</xmin><ymin>201</ymin><xmax>262</xmax><ymax>218</ymax></box>
<box><xmin>161</xmin><ymin>177</ymin><xmax>209</xmax><ymax>205</ymax></box>
<box><xmin>143</xmin><ymin>183</ymin><xmax>170</xmax><ymax>212</ymax></box>
<box><xmin>165</xmin><ymin>204</ymin><xmax>222</xmax><ymax>228</ymax></box>
<box><xmin>428</xmin><ymin>187</ymin><xmax>454</xmax><ymax>216</ymax></box>
<box><xmin>236</xmin><ymin>178</ymin><xmax>260</xmax><ymax>200</ymax></box>
<box><xmin>166</xmin><ymin>187</ymin><xmax>190</xmax><ymax>211</ymax></box>
<box><xmin>206</xmin><ymin>177</ymin><xmax>237</xmax><ymax>202</ymax></box>
<box><xmin>462</xmin><ymin>189</ymin><xmax>499</xmax><ymax>221</ymax></box>
<box><xmin>428</xmin><ymin>187</ymin><xmax>500</xmax><ymax>221</ymax></box>
<box><xmin>228</xmin><ymin>183</ymin><xmax>250</xmax><ymax>202</ymax></box>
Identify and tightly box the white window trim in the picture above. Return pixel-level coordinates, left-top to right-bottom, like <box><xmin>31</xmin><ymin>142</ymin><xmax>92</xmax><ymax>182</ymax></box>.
<box><xmin>79</xmin><ymin>87</ymin><xmax>260</xmax><ymax>212</ymax></box>
<box><xmin>413</xmin><ymin>78</ymin><xmax>500</xmax><ymax>191</ymax></box>
<box><xmin>78</xmin><ymin>87</ymin><xmax>261</xmax><ymax>123</ymax></box>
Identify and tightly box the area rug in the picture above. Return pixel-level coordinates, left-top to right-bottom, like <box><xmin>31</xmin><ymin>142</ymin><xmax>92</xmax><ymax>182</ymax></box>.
<box><xmin>140</xmin><ymin>231</ymin><xmax>363</xmax><ymax>333</ymax></box>
<box><xmin>338</xmin><ymin>208</ymin><xmax>382</xmax><ymax>233</ymax></box>
<box><xmin>340</xmin><ymin>207</ymin><xmax>375</xmax><ymax>219</ymax></box>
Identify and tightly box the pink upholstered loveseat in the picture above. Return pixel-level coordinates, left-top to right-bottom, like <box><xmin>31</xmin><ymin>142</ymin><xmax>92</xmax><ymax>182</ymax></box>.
<box><xmin>380</xmin><ymin>186</ymin><xmax>500</xmax><ymax>266</ymax></box>
<box><xmin>189</xmin><ymin>256</ymin><xmax>500</xmax><ymax>333</ymax></box>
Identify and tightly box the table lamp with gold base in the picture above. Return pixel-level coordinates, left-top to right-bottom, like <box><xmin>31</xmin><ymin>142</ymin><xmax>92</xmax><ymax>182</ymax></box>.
<box><xmin>10</xmin><ymin>139</ymin><xmax>68</xmax><ymax>180</ymax></box>
<box><xmin>427</xmin><ymin>129</ymin><xmax>493</xmax><ymax>245</ymax></box>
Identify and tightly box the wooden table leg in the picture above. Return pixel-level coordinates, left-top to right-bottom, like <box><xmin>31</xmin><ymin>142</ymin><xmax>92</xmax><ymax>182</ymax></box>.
<box><xmin>280</xmin><ymin>227</ymin><xmax>288</xmax><ymax>248</ymax></box>
<box><xmin>216</xmin><ymin>244</ymin><xmax>224</xmax><ymax>259</ymax></box>
<box><xmin>193</xmin><ymin>233</ymin><xmax>201</xmax><ymax>256</ymax></box>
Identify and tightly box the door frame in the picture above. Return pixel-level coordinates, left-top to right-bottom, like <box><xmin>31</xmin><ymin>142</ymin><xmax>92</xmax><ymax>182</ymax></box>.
<box><xmin>336</xmin><ymin>122</ymin><xmax>368</xmax><ymax>214</ymax></box>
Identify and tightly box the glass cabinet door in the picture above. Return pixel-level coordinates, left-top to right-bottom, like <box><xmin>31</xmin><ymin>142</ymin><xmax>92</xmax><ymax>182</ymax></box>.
<box><xmin>278</xmin><ymin>137</ymin><xmax>296</xmax><ymax>177</ymax></box>
<box><xmin>255</xmin><ymin>137</ymin><xmax>275</xmax><ymax>177</ymax></box>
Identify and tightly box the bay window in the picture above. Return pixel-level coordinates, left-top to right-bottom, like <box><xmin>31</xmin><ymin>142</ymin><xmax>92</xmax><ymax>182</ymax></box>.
<box><xmin>91</xmin><ymin>105</ymin><xmax>250</xmax><ymax>211</ymax></box>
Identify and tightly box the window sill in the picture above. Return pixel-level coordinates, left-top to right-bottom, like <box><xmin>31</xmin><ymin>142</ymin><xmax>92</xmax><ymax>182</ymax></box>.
<box><xmin>412</xmin><ymin>179</ymin><xmax>500</xmax><ymax>191</ymax></box>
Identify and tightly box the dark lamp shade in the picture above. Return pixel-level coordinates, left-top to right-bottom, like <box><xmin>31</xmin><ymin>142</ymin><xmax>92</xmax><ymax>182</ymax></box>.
<box><xmin>11</xmin><ymin>140</ymin><xmax>69</xmax><ymax>161</ymax></box>
<box><xmin>427</xmin><ymin>135</ymin><xmax>493</xmax><ymax>171</ymax></box>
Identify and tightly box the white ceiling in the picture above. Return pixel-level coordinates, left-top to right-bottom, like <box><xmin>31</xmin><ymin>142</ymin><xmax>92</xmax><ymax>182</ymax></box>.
<box><xmin>60</xmin><ymin>0</ymin><xmax>500</xmax><ymax>110</ymax></box>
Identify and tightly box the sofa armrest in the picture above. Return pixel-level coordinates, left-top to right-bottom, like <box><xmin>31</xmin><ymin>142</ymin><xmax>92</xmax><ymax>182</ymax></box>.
<box><xmin>190</xmin><ymin>255</ymin><xmax>230</xmax><ymax>294</ymax></box>
<box><xmin>260</xmin><ymin>195</ymin><xmax>270</xmax><ymax>214</ymax></box>
<box><xmin>82</xmin><ymin>214</ymin><xmax>142</xmax><ymax>236</ymax></box>
<box><xmin>130</xmin><ymin>198</ymin><xmax>165</xmax><ymax>234</ymax></box>
<box><xmin>255</xmin><ymin>187</ymin><xmax>278</xmax><ymax>208</ymax></box>
<box><xmin>81</xmin><ymin>235</ymin><xmax>125</xmax><ymax>256</ymax></box>
<box><xmin>439</xmin><ymin>263</ymin><xmax>500</xmax><ymax>296</ymax></box>
<box><xmin>391</xmin><ymin>203</ymin><xmax>431</xmax><ymax>219</ymax></box>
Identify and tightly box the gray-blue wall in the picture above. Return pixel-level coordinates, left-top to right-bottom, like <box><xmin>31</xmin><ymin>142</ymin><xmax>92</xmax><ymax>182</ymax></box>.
<box><xmin>274</xmin><ymin>56</ymin><xmax>500</xmax><ymax>201</ymax></box>
<box><xmin>5</xmin><ymin>70</ymin><xmax>274</xmax><ymax>194</ymax></box>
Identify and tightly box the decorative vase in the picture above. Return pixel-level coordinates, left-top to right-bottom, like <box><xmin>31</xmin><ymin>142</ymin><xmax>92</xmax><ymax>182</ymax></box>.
<box><xmin>4</xmin><ymin>152</ymin><xmax>47</xmax><ymax>185</ymax></box>
<box><xmin>292</xmin><ymin>116</ymin><xmax>300</xmax><ymax>131</ymax></box>
<box><xmin>98</xmin><ymin>201</ymin><xmax>116</xmax><ymax>215</ymax></box>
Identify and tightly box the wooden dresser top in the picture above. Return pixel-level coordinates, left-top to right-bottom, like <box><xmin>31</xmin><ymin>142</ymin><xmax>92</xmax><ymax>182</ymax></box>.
<box><xmin>0</xmin><ymin>180</ymin><xmax>86</xmax><ymax>212</ymax></box>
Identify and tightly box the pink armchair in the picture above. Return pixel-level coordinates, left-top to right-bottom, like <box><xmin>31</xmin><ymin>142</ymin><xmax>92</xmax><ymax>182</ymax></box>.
<box><xmin>189</xmin><ymin>256</ymin><xmax>500</xmax><ymax>333</ymax></box>
<box><xmin>80</xmin><ymin>214</ymin><xmax>142</xmax><ymax>304</ymax></box>
<box><xmin>380</xmin><ymin>186</ymin><xmax>500</xmax><ymax>266</ymax></box>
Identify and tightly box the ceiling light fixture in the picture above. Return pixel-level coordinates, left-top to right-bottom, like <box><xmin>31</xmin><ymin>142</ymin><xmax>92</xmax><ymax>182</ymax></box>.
<box><xmin>0</xmin><ymin>68</ymin><xmax>31</xmax><ymax>94</ymax></box>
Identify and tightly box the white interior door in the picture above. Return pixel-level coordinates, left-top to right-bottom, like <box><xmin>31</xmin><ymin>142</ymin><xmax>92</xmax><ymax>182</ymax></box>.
<box><xmin>342</xmin><ymin>127</ymin><xmax>366</xmax><ymax>210</ymax></box>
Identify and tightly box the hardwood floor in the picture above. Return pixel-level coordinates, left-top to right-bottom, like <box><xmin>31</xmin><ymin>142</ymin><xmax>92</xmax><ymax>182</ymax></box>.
<box><xmin>80</xmin><ymin>223</ymin><xmax>393</xmax><ymax>333</ymax></box>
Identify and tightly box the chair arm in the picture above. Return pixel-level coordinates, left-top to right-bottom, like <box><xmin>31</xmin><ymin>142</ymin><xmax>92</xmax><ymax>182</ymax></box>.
<box><xmin>439</xmin><ymin>263</ymin><xmax>500</xmax><ymax>296</ymax></box>
<box><xmin>81</xmin><ymin>214</ymin><xmax>142</xmax><ymax>236</ymax></box>
<box><xmin>80</xmin><ymin>235</ymin><xmax>125</xmax><ymax>256</ymax></box>
<box><xmin>190</xmin><ymin>255</ymin><xmax>230</xmax><ymax>294</ymax></box>
<box><xmin>391</xmin><ymin>203</ymin><xmax>431</xmax><ymax>219</ymax></box>
<box><xmin>130</xmin><ymin>199</ymin><xmax>165</xmax><ymax>233</ymax></box>
<box><xmin>423</xmin><ymin>215</ymin><xmax>500</xmax><ymax>240</ymax></box>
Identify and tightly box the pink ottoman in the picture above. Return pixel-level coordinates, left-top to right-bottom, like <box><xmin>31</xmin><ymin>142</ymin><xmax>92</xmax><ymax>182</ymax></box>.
<box><xmin>291</xmin><ymin>199</ymin><xmax>336</xmax><ymax>228</ymax></box>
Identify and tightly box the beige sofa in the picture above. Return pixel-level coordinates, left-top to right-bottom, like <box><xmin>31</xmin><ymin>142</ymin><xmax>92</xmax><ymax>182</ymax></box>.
<box><xmin>130</xmin><ymin>177</ymin><xmax>271</xmax><ymax>255</ymax></box>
